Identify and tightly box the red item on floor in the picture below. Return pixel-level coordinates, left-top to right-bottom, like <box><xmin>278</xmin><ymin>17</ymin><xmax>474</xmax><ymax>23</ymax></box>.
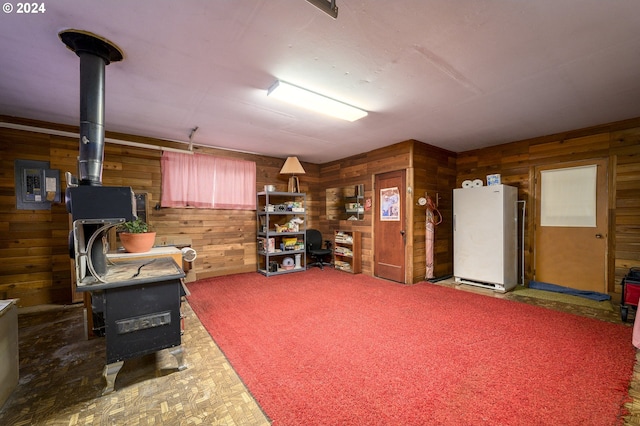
<box><xmin>624</xmin><ymin>281</ymin><xmax>640</xmax><ymax>307</ymax></box>
<box><xmin>621</xmin><ymin>272</ymin><xmax>640</xmax><ymax>322</ymax></box>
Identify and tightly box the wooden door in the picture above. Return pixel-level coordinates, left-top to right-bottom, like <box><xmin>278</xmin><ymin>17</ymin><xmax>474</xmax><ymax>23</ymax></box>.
<box><xmin>534</xmin><ymin>159</ymin><xmax>608</xmax><ymax>292</ymax></box>
<box><xmin>374</xmin><ymin>170</ymin><xmax>406</xmax><ymax>283</ymax></box>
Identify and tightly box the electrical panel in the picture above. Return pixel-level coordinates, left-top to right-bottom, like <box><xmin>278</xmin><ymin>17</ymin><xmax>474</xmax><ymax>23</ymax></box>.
<box><xmin>15</xmin><ymin>159</ymin><xmax>60</xmax><ymax>210</ymax></box>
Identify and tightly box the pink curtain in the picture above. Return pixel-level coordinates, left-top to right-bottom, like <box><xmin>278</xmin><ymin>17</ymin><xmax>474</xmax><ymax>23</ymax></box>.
<box><xmin>161</xmin><ymin>151</ymin><xmax>193</xmax><ymax>208</ymax></box>
<box><xmin>161</xmin><ymin>151</ymin><xmax>255</xmax><ymax>210</ymax></box>
<box><xmin>213</xmin><ymin>157</ymin><xmax>256</xmax><ymax>209</ymax></box>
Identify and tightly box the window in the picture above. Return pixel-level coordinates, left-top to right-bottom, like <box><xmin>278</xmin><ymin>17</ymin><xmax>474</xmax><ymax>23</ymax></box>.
<box><xmin>540</xmin><ymin>165</ymin><xmax>596</xmax><ymax>227</ymax></box>
<box><xmin>161</xmin><ymin>151</ymin><xmax>256</xmax><ymax>210</ymax></box>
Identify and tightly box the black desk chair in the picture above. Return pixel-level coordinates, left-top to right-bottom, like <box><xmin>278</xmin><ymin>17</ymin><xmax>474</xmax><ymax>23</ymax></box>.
<box><xmin>306</xmin><ymin>229</ymin><xmax>333</xmax><ymax>269</ymax></box>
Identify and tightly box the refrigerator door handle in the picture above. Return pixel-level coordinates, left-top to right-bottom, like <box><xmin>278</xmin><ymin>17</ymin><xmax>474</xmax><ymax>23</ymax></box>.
<box><xmin>453</xmin><ymin>214</ymin><xmax>456</xmax><ymax>232</ymax></box>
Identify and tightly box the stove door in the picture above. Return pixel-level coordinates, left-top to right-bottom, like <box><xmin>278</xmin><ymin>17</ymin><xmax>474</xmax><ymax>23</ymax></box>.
<box><xmin>104</xmin><ymin>279</ymin><xmax>182</xmax><ymax>364</ymax></box>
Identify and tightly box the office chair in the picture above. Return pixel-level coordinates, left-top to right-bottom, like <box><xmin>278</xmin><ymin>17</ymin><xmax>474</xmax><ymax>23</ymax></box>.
<box><xmin>306</xmin><ymin>229</ymin><xmax>333</xmax><ymax>269</ymax></box>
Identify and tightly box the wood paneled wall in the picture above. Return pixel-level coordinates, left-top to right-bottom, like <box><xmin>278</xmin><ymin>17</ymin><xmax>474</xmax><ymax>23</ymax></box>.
<box><xmin>0</xmin><ymin>117</ymin><xmax>313</xmax><ymax>306</ymax></box>
<box><xmin>411</xmin><ymin>142</ymin><xmax>457</xmax><ymax>282</ymax></box>
<box><xmin>0</xmin><ymin>129</ymin><xmax>71</xmax><ymax>306</ymax></box>
<box><xmin>318</xmin><ymin>140</ymin><xmax>456</xmax><ymax>282</ymax></box>
<box><xmin>318</xmin><ymin>142</ymin><xmax>412</xmax><ymax>277</ymax></box>
<box><xmin>457</xmin><ymin>118</ymin><xmax>640</xmax><ymax>292</ymax></box>
<box><xmin>2</xmin><ymin>114</ymin><xmax>638</xmax><ymax>307</ymax></box>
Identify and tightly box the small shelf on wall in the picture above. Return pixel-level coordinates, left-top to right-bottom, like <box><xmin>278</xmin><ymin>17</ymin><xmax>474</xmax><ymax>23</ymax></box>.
<box><xmin>334</xmin><ymin>230</ymin><xmax>361</xmax><ymax>274</ymax></box>
<box><xmin>326</xmin><ymin>184</ymin><xmax>365</xmax><ymax>221</ymax></box>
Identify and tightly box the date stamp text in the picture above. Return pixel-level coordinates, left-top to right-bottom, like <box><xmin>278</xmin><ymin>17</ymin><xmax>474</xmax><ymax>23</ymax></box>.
<box><xmin>3</xmin><ymin>2</ymin><xmax>47</xmax><ymax>14</ymax></box>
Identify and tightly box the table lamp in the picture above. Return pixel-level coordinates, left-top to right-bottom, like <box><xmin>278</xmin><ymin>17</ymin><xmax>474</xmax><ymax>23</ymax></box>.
<box><xmin>280</xmin><ymin>157</ymin><xmax>306</xmax><ymax>193</ymax></box>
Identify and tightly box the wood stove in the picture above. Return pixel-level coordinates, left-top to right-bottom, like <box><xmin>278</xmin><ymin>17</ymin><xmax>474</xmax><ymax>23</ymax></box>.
<box><xmin>74</xmin><ymin>250</ymin><xmax>186</xmax><ymax>394</ymax></box>
<box><xmin>62</xmin><ymin>30</ymin><xmax>187</xmax><ymax>394</ymax></box>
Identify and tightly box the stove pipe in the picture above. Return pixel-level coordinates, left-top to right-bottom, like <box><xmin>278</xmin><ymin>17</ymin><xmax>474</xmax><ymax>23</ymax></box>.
<box><xmin>59</xmin><ymin>30</ymin><xmax>123</xmax><ymax>186</ymax></box>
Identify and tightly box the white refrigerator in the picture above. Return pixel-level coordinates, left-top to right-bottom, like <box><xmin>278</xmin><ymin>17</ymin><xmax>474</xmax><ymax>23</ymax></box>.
<box><xmin>453</xmin><ymin>184</ymin><xmax>518</xmax><ymax>292</ymax></box>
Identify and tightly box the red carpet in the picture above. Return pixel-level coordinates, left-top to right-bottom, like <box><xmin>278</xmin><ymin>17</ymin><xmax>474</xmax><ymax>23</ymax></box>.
<box><xmin>187</xmin><ymin>268</ymin><xmax>634</xmax><ymax>425</ymax></box>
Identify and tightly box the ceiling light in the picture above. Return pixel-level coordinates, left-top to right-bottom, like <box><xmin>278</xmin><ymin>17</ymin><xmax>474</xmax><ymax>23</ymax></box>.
<box><xmin>267</xmin><ymin>80</ymin><xmax>368</xmax><ymax>122</ymax></box>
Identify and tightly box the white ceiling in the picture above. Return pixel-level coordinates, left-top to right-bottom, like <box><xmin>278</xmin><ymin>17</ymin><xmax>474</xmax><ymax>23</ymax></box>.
<box><xmin>1</xmin><ymin>1</ymin><xmax>640</xmax><ymax>164</ymax></box>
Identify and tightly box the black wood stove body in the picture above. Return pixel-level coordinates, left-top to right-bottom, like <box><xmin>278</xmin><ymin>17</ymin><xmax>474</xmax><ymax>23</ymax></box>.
<box><xmin>68</xmin><ymin>186</ymin><xmax>186</xmax><ymax>394</ymax></box>
<box><xmin>79</xmin><ymin>259</ymin><xmax>186</xmax><ymax>395</ymax></box>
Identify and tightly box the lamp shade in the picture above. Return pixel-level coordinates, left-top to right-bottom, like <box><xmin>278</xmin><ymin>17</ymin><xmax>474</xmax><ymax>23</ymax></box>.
<box><xmin>280</xmin><ymin>157</ymin><xmax>306</xmax><ymax>175</ymax></box>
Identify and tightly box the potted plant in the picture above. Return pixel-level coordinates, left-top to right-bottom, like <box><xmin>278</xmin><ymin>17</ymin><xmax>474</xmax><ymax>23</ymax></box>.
<box><xmin>117</xmin><ymin>219</ymin><xmax>156</xmax><ymax>253</ymax></box>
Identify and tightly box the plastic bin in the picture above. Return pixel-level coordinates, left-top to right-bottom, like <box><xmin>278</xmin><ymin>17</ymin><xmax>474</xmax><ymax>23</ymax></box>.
<box><xmin>621</xmin><ymin>273</ymin><xmax>640</xmax><ymax>322</ymax></box>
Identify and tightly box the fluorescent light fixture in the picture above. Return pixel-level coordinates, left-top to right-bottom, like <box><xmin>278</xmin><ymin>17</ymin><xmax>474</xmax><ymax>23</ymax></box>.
<box><xmin>305</xmin><ymin>0</ymin><xmax>338</xmax><ymax>19</ymax></box>
<box><xmin>267</xmin><ymin>80</ymin><xmax>368</xmax><ymax>122</ymax></box>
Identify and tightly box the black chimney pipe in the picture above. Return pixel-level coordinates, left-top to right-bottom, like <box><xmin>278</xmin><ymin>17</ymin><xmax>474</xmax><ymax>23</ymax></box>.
<box><xmin>61</xmin><ymin>30</ymin><xmax>128</xmax><ymax>280</ymax></box>
<box><xmin>59</xmin><ymin>30</ymin><xmax>123</xmax><ymax>186</ymax></box>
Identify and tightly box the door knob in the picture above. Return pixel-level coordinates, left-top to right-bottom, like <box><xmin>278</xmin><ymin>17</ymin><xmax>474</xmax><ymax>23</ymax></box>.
<box><xmin>595</xmin><ymin>234</ymin><xmax>603</xmax><ymax>239</ymax></box>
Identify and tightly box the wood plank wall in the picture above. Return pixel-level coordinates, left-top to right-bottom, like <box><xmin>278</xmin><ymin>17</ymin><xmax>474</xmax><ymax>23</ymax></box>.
<box><xmin>0</xmin><ymin>129</ymin><xmax>71</xmax><ymax>306</ymax></box>
<box><xmin>2</xmin><ymin>115</ymin><xmax>638</xmax><ymax>306</ymax></box>
<box><xmin>456</xmin><ymin>118</ymin><xmax>640</xmax><ymax>292</ymax></box>
<box><xmin>0</xmin><ymin>117</ymin><xmax>313</xmax><ymax>306</ymax></box>
<box><xmin>318</xmin><ymin>142</ymin><xmax>411</xmax><ymax>277</ymax></box>
<box><xmin>411</xmin><ymin>142</ymin><xmax>457</xmax><ymax>282</ymax></box>
<box><xmin>317</xmin><ymin>140</ymin><xmax>456</xmax><ymax>282</ymax></box>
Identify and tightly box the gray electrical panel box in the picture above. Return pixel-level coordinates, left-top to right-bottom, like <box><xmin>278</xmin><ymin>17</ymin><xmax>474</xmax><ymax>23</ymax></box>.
<box><xmin>15</xmin><ymin>159</ymin><xmax>60</xmax><ymax>210</ymax></box>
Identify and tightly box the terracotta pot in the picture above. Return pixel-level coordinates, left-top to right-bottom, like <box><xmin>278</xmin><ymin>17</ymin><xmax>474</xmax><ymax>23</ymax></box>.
<box><xmin>119</xmin><ymin>232</ymin><xmax>156</xmax><ymax>253</ymax></box>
